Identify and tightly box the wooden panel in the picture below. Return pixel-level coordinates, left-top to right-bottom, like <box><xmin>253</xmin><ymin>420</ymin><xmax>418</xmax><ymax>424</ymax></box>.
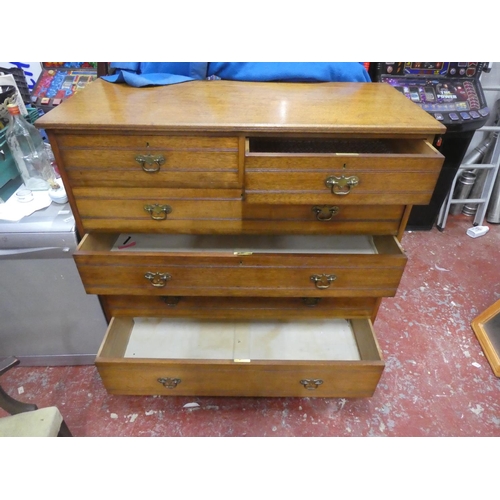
<box><xmin>36</xmin><ymin>80</ymin><xmax>446</xmax><ymax>136</ymax></box>
<box><xmin>57</xmin><ymin>134</ymin><xmax>238</xmax><ymax>150</ymax></box>
<box><xmin>73</xmin><ymin>187</ymin><xmax>243</xmax><ymax>233</ymax></box>
<box><xmin>74</xmin><ymin>234</ymin><xmax>407</xmax><ymax>297</ymax></box>
<box><xmin>62</xmin><ymin>151</ymin><xmax>238</xmax><ymax>188</ymax></box>
<box><xmin>74</xmin><ymin>186</ymin><xmax>404</xmax><ymax>234</ymax></box>
<box><xmin>241</xmin><ymin>204</ymin><xmax>405</xmax><ymax>235</ymax></box>
<box><xmin>245</xmin><ymin>164</ymin><xmax>443</xmax><ymax>205</ymax></box>
<box><xmin>95</xmin><ymin>317</ymin><xmax>384</xmax><ymax>397</ymax></box>
<box><xmin>104</xmin><ymin>296</ymin><xmax>379</xmax><ymax>320</ymax></box>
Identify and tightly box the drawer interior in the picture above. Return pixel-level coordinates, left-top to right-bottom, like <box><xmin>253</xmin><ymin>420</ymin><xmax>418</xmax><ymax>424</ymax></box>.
<box><xmin>107</xmin><ymin>233</ymin><xmax>379</xmax><ymax>254</ymax></box>
<box><xmin>247</xmin><ymin>137</ymin><xmax>437</xmax><ymax>155</ymax></box>
<box><xmin>99</xmin><ymin>317</ymin><xmax>382</xmax><ymax>362</ymax></box>
<box><xmin>78</xmin><ymin>233</ymin><xmax>406</xmax><ymax>259</ymax></box>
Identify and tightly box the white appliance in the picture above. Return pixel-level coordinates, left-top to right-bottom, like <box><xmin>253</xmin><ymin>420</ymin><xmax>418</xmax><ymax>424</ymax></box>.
<box><xmin>0</xmin><ymin>201</ymin><xmax>108</xmax><ymax>365</ymax></box>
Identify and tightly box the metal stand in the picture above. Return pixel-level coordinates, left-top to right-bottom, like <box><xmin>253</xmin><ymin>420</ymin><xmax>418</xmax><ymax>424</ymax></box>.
<box><xmin>437</xmin><ymin>87</ymin><xmax>500</xmax><ymax>231</ymax></box>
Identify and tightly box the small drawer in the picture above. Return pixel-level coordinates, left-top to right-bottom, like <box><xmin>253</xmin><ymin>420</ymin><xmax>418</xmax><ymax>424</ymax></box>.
<box><xmin>75</xmin><ymin>233</ymin><xmax>407</xmax><ymax>298</ymax></box>
<box><xmin>73</xmin><ymin>187</ymin><xmax>243</xmax><ymax>233</ymax></box>
<box><xmin>57</xmin><ymin>134</ymin><xmax>240</xmax><ymax>188</ymax></box>
<box><xmin>244</xmin><ymin>137</ymin><xmax>444</xmax><ymax>205</ymax></box>
<box><xmin>103</xmin><ymin>295</ymin><xmax>380</xmax><ymax>320</ymax></box>
<box><xmin>241</xmin><ymin>204</ymin><xmax>405</xmax><ymax>235</ymax></box>
<box><xmin>95</xmin><ymin>317</ymin><xmax>385</xmax><ymax>397</ymax></box>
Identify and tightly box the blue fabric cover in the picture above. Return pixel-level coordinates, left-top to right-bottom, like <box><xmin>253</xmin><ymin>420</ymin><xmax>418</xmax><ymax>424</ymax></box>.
<box><xmin>103</xmin><ymin>62</ymin><xmax>370</xmax><ymax>87</ymax></box>
<box><xmin>104</xmin><ymin>62</ymin><xmax>207</xmax><ymax>86</ymax></box>
<box><xmin>207</xmin><ymin>62</ymin><xmax>370</xmax><ymax>83</ymax></box>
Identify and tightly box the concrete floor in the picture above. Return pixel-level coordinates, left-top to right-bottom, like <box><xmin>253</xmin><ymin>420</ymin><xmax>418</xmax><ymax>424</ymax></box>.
<box><xmin>1</xmin><ymin>214</ymin><xmax>499</xmax><ymax>437</ymax></box>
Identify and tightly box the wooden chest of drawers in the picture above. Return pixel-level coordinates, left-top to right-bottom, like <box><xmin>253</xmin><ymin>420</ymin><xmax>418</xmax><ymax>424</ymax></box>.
<box><xmin>37</xmin><ymin>79</ymin><xmax>445</xmax><ymax>398</ymax></box>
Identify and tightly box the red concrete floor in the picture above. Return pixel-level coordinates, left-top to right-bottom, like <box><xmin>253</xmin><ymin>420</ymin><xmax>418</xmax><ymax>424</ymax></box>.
<box><xmin>1</xmin><ymin>215</ymin><xmax>500</xmax><ymax>437</ymax></box>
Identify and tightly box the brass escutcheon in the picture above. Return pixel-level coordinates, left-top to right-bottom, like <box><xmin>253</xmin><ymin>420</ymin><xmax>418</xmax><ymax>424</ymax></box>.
<box><xmin>325</xmin><ymin>174</ymin><xmax>359</xmax><ymax>196</ymax></box>
<box><xmin>312</xmin><ymin>205</ymin><xmax>340</xmax><ymax>221</ymax></box>
<box><xmin>310</xmin><ymin>274</ymin><xmax>337</xmax><ymax>289</ymax></box>
<box><xmin>144</xmin><ymin>204</ymin><xmax>172</xmax><ymax>220</ymax></box>
<box><xmin>135</xmin><ymin>153</ymin><xmax>165</xmax><ymax>173</ymax></box>
<box><xmin>144</xmin><ymin>272</ymin><xmax>171</xmax><ymax>288</ymax></box>
<box><xmin>157</xmin><ymin>377</ymin><xmax>181</xmax><ymax>389</ymax></box>
<box><xmin>300</xmin><ymin>379</ymin><xmax>324</xmax><ymax>390</ymax></box>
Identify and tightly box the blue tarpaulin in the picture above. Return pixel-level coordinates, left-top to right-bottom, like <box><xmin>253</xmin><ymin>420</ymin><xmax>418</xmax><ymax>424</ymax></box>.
<box><xmin>103</xmin><ymin>62</ymin><xmax>371</xmax><ymax>86</ymax></box>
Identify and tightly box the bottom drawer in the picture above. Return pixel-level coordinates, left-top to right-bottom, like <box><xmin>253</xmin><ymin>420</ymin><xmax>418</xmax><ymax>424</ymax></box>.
<box><xmin>96</xmin><ymin>317</ymin><xmax>384</xmax><ymax>397</ymax></box>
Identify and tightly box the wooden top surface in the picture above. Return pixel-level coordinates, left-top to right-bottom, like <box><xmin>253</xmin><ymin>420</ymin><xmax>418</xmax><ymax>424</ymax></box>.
<box><xmin>37</xmin><ymin>78</ymin><xmax>446</xmax><ymax>135</ymax></box>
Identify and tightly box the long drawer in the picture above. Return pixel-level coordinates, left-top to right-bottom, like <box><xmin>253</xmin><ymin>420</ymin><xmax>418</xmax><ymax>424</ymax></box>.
<box><xmin>74</xmin><ymin>233</ymin><xmax>407</xmax><ymax>298</ymax></box>
<box><xmin>73</xmin><ymin>186</ymin><xmax>405</xmax><ymax>235</ymax></box>
<box><xmin>244</xmin><ymin>137</ymin><xmax>444</xmax><ymax>204</ymax></box>
<box><xmin>55</xmin><ymin>134</ymin><xmax>240</xmax><ymax>188</ymax></box>
<box><xmin>95</xmin><ymin>317</ymin><xmax>385</xmax><ymax>397</ymax></box>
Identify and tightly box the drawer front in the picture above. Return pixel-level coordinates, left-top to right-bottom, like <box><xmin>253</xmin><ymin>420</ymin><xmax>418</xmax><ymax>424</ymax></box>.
<box><xmin>75</xmin><ymin>234</ymin><xmax>407</xmax><ymax>298</ymax></box>
<box><xmin>73</xmin><ymin>187</ymin><xmax>243</xmax><ymax>233</ymax></box>
<box><xmin>57</xmin><ymin>134</ymin><xmax>240</xmax><ymax>188</ymax></box>
<box><xmin>104</xmin><ymin>295</ymin><xmax>380</xmax><ymax>320</ymax></box>
<box><xmin>242</xmin><ymin>204</ymin><xmax>405</xmax><ymax>235</ymax></box>
<box><xmin>74</xmin><ymin>187</ymin><xmax>404</xmax><ymax>235</ymax></box>
<box><xmin>96</xmin><ymin>317</ymin><xmax>384</xmax><ymax>397</ymax></box>
<box><xmin>245</xmin><ymin>138</ymin><xmax>444</xmax><ymax>204</ymax></box>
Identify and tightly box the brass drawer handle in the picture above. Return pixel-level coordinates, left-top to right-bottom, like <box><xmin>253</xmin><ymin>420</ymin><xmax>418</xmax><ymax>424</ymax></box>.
<box><xmin>300</xmin><ymin>379</ymin><xmax>324</xmax><ymax>390</ymax></box>
<box><xmin>144</xmin><ymin>204</ymin><xmax>172</xmax><ymax>220</ymax></box>
<box><xmin>310</xmin><ymin>274</ymin><xmax>337</xmax><ymax>289</ymax></box>
<box><xmin>312</xmin><ymin>205</ymin><xmax>339</xmax><ymax>221</ymax></box>
<box><xmin>135</xmin><ymin>153</ymin><xmax>165</xmax><ymax>173</ymax></box>
<box><xmin>158</xmin><ymin>377</ymin><xmax>181</xmax><ymax>389</ymax></box>
<box><xmin>325</xmin><ymin>175</ymin><xmax>359</xmax><ymax>196</ymax></box>
<box><xmin>145</xmin><ymin>272</ymin><xmax>171</xmax><ymax>287</ymax></box>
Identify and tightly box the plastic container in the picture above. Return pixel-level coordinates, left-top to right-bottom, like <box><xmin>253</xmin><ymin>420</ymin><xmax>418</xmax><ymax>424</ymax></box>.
<box><xmin>5</xmin><ymin>104</ymin><xmax>56</xmax><ymax>191</ymax></box>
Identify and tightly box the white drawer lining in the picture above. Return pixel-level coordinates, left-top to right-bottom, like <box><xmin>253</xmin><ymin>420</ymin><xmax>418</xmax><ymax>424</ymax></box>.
<box><xmin>124</xmin><ymin>318</ymin><xmax>360</xmax><ymax>361</ymax></box>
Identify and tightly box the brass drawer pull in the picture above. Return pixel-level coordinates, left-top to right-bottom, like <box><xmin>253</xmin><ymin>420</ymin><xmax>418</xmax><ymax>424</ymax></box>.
<box><xmin>144</xmin><ymin>204</ymin><xmax>172</xmax><ymax>220</ymax></box>
<box><xmin>145</xmin><ymin>272</ymin><xmax>171</xmax><ymax>287</ymax></box>
<box><xmin>135</xmin><ymin>153</ymin><xmax>165</xmax><ymax>173</ymax></box>
<box><xmin>157</xmin><ymin>377</ymin><xmax>181</xmax><ymax>389</ymax></box>
<box><xmin>310</xmin><ymin>274</ymin><xmax>337</xmax><ymax>289</ymax></box>
<box><xmin>300</xmin><ymin>379</ymin><xmax>324</xmax><ymax>390</ymax></box>
<box><xmin>312</xmin><ymin>205</ymin><xmax>339</xmax><ymax>221</ymax></box>
<box><xmin>325</xmin><ymin>174</ymin><xmax>359</xmax><ymax>196</ymax></box>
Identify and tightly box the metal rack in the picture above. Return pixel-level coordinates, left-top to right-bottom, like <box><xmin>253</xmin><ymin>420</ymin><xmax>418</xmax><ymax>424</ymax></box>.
<box><xmin>437</xmin><ymin>88</ymin><xmax>500</xmax><ymax>231</ymax></box>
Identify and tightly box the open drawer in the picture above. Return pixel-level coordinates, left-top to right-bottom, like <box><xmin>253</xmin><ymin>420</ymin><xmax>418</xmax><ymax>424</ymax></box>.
<box><xmin>74</xmin><ymin>233</ymin><xmax>407</xmax><ymax>298</ymax></box>
<box><xmin>96</xmin><ymin>317</ymin><xmax>385</xmax><ymax>397</ymax></box>
<box><xmin>244</xmin><ymin>137</ymin><xmax>444</xmax><ymax>205</ymax></box>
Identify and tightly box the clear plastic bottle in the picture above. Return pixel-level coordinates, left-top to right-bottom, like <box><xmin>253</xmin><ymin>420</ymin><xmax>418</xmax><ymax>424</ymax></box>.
<box><xmin>6</xmin><ymin>104</ymin><xmax>56</xmax><ymax>191</ymax></box>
